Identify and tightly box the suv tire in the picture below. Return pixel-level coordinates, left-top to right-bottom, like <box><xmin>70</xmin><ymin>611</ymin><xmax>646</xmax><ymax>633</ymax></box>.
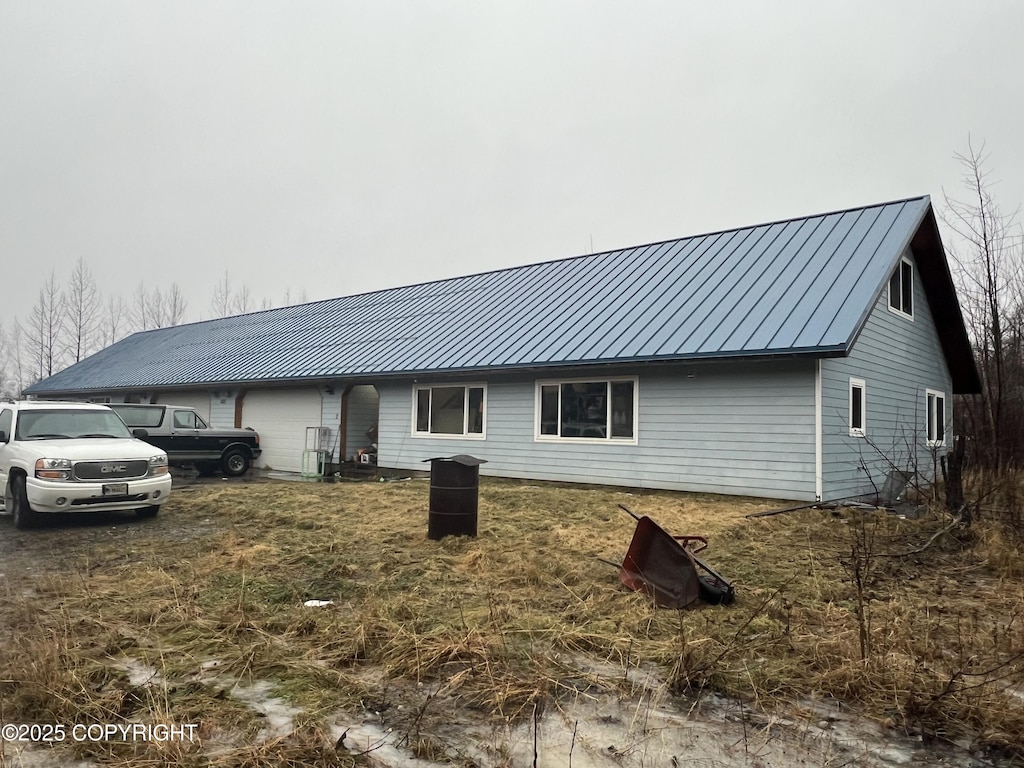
<box><xmin>11</xmin><ymin>475</ymin><xmax>41</xmax><ymax>530</ymax></box>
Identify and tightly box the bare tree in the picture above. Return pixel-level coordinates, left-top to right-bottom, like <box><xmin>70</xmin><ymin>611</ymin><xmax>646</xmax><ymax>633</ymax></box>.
<box><xmin>128</xmin><ymin>282</ymin><xmax>153</xmax><ymax>332</ymax></box>
<box><xmin>129</xmin><ymin>283</ymin><xmax>189</xmax><ymax>331</ymax></box>
<box><xmin>98</xmin><ymin>294</ymin><xmax>127</xmax><ymax>347</ymax></box>
<box><xmin>280</xmin><ymin>287</ymin><xmax>308</xmax><ymax>306</ymax></box>
<box><xmin>163</xmin><ymin>283</ymin><xmax>188</xmax><ymax>326</ymax></box>
<box><xmin>211</xmin><ymin>272</ymin><xmax>256</xmax><ymax>318</ymax></box>
<box><xmin>63</xmin><ymin>257</ymin><xmax>101</xmax><ymax>364</ymax></box>
<box><xmin>211</xmin><ymin>272</ymin><xmax>233</xmax><ymax>318</ymax></box>
<box><xmin>10</xmin><ymin>321</ymin><xmax>27</xmax><ymax>396</ymax></box>
<box><xmin>943</xmin><ymin>139</ymin><xmax>1024</xmax><ymax>469</ymax></box>
<box><xmin>233</xmin><ymin>283</ymin><xmax>253</xmax><ymax>315</ymax></box>
<box><xmin>23</xmin><ymin>272</ymin><xmax>66</xmax><ymax>380</ymax></box>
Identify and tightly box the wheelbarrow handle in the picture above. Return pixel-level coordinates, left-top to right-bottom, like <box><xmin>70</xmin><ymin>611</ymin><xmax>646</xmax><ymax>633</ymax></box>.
<box><xmin>671</xmin><ymin>534</ymin><xmax>708</xmax><ymax>554</ymax></box>
<box><xmin>620</xmin><ymin>505</ymin><xmax>709</xmax><ymax>554</ymax></box>
<box><xmin>618</xmin><ymin>503</ymin><xmax>641</xmax><ymax>520</ymax></box>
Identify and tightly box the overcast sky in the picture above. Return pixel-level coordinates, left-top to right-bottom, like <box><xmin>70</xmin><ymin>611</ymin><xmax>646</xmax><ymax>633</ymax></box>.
<box><xmin>2</xmin><ymin>1</ymin><xmax>1022</xmax><ymax>332</ymax></box>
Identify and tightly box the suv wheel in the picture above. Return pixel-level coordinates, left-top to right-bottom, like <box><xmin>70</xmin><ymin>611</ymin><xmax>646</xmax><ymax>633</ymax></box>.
<box><xmin>11</xmin><ymin>475</ymin><xmax>41</xmax><ymax>530</ymax></box>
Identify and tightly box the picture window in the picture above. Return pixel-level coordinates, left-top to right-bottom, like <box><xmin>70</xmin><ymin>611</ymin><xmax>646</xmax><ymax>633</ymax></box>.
<box><xmin>413</xmin><ymin>384</ymin><xmax>486</xmax><ymax>437</ymax></box>
<box><xmin>536</xmin><ymin>378</ymin><xmax>637</xmax><ymax>442</ymax></box>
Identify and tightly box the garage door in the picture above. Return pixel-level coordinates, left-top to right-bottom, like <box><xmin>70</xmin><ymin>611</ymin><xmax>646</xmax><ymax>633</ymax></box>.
<box><xmin>155</xmin><ymin>391</ymin><xmax>212</xmax><ymax>422</ymax></box>
<box><xmin>242</xmin><ymin>389</ymin><xmax>324</xmax><ymax>473</ymax></box>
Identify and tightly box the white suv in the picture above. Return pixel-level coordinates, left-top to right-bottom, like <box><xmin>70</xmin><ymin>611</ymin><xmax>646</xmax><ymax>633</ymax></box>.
<box><xmin>0</xmin><ymin>400</ymin><xmax>172</xmax><ymax>529</ymax></box>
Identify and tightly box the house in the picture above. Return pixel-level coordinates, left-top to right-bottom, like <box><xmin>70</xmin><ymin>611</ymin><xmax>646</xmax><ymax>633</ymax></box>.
<box><xmin>25</xmin><ymin>196</ymin><xmax>980</xmax><ymax>501</ymax></box>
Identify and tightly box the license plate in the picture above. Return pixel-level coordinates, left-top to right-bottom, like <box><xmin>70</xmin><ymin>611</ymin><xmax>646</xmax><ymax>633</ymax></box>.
<box><xmin>102</xmin><ymin>483</ymin><xmax>128</xmax><ymax>496</ymax></box>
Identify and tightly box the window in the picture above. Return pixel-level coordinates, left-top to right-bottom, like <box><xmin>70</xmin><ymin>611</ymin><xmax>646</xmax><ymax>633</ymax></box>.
<box><xmin>111</xmin><ymin>405</ymin><xmax>164</xmax><ymax>428</ymax></box>
<box><xmin>173</xmin><ymin>410</ymin><xmax>207</xmax><ymax>429</ymax></box>
<box><xmin>926</xmin><ymin>390</ymin><xmax>946</xmax><ymax>446</ymax></box>
<box><xmin>888</xmin><ymin>257</ymin><xmax>914</xmax><ymax>318</ymax></box>
<box><xmin>849</xmin><ymin>378</ymin><xmax>866</xmax><ymax>437</ymax></box>
<box><xmin>413</xmin><ymin>384</ymin><xmax>485</xmax><ymax>437</ymax></box>
<box><xmin>536</xmin><ymin>378</ymin><xmax>637</xmax><ymax>442</ymax></box>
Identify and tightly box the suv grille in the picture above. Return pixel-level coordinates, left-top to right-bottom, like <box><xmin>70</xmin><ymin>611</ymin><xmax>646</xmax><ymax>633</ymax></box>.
<box><xmin>74</xmin><ymin>460</ymin><xmax>150</xmax><ymax>481</ymax></box>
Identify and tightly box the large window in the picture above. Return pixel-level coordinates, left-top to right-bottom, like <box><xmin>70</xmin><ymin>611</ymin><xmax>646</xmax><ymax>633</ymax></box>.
<box><xmin>849</xmin><ymin>378</ymin><xmax>866</xmax><ymax>437</ymax></box>
<box><xmin>926</xmin><ymin>389</ymin><xmax>946</xmax><ymax>447</ymax></box>
<box><xmin>413</xmin><ymin>384</ymin><xmax>485</xmax><ymax>437</ymax></box>
<box><xmin>536</xmin><ymin>378</ymin><xmax>637</xmax><ymax>442</ymax></box>
<box><xmin>888</xmin><ymin>257</ymin><xmax>914</xmax><ymax>318</ymax></box>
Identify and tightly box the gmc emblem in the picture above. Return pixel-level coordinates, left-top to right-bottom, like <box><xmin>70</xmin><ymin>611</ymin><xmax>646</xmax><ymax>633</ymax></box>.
<box><xmin>101</xmin><ymin>464</ymin><xmax>126</xmax><ymax>474</ymax></box>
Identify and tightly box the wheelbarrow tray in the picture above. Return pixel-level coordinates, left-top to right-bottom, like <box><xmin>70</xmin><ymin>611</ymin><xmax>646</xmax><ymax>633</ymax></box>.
<box><xmin>619</xmin><ymin>515</ymin><xmax>703</xmax><ymax>609</ymax></box>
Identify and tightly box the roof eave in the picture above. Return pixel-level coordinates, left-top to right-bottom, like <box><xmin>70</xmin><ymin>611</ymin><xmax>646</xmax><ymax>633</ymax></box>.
<box><xmin>911</xmin><ymin>205</ymin><xmax>982</xmax><ymax>394</ymax></box>
<box><xmin>23</xmin><ymin>346</ymin><xmax>848</xmax><ymax>396</ymax></box>
<box><xmin>840</xmin><ymin>199</ymin><xmax>981</xmax><ymax>395</ymax></box>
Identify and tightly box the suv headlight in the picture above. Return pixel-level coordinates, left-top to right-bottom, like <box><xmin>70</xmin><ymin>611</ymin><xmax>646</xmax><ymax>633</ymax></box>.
<box><xmin>36</xmin><ymin>458</ymin><xmax>73</xmax><ymax>481</ymax></box>
<box><xmin>148</xmin><ymin>455</ymin><xmax>170</xmax><ymax>477</ymax></box>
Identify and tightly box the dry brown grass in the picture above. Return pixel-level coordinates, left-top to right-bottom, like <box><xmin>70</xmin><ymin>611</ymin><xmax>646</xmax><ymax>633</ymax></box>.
<box><xmin>2</xmin><ymin>476</ymin><xmax>1024</xmax><ymax>765</ymax></box>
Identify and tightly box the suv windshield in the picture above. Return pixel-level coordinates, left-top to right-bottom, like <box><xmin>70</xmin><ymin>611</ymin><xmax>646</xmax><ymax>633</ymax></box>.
<box><xmin>16</xmin><ymin>409</ymin><xmax>135</xmax><ymax>440</ymax></box>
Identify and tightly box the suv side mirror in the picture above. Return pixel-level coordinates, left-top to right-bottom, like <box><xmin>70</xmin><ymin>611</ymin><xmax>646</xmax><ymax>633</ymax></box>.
<box><xmin>133</xmin><ymin>428</ymin><xmax>150</xmax><ymax>438</ymax></box>
<box><xmin>0</xmin><ymin>429</ymin><xmax>7</xmax><ymax>443</ymax></box>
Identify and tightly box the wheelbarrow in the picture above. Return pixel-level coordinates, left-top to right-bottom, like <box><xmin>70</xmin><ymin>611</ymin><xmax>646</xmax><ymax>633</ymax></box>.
<box><xmin>602</xmin><ymin>505</ymin><xmax>735</xmax><ymax>608</ymax></box>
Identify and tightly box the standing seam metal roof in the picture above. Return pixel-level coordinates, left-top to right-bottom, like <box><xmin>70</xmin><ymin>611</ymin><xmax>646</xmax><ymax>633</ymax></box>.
<box><xmin>25</xmin><ymin>195</ymin><xmax>980</xmax><ymax>394</ymax></box>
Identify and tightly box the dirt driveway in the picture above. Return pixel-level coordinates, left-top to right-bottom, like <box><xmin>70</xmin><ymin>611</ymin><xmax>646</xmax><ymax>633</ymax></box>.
<box><xmin>0</xmin><ymin>471</ymin><xmax>243</xmax><ymax>585</ymax></box>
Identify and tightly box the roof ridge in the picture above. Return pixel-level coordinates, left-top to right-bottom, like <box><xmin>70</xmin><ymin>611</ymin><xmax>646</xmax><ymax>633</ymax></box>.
<box><xmin>146</xmin><ymin>195</ymin><xmax>932</xmax><ymax>336</ymax></box>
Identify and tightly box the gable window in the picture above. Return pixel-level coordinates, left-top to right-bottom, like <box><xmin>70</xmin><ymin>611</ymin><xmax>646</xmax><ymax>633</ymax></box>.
<box><xmin>926</xmin><ymin>389</ymin><xmax>946</xmax><ymax>446</ymax></box>
<box><xmin>536</xmin><ymin>378</ymin><xmax>637</xmax><ymax>442</ymax></box>
<box><xmin>888</xmin><ymin>256</ymin><xmax>914</xmax><ymax>318</ymax></box>
<box><xmin>849</xmin><ymin>378</ymin><xmax>866</xmax><ymax>437</ymax></box>
<box><xmin>413</xmin><ymin>384</ymin><xmax>485</xmax><ymax>437</ymax></box>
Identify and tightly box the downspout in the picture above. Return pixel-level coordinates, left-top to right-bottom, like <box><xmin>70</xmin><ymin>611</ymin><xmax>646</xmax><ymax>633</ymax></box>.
<box><xmin>815</xmin><ymin>360</ymin><xmax>823</xmax><ymax>502</ymax></box>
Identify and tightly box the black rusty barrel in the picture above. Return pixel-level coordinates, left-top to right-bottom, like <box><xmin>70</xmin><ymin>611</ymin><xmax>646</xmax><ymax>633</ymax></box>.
<box><xmin>424</xmin><ymin>455</ymin><xmax>487</xmax><ymax>540</ymax></box>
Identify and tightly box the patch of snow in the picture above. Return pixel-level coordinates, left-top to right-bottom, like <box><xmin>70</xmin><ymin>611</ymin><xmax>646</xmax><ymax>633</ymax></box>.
<box><xmin>110</xmin><ymin>658</ymin><xmax>161</xmax><ymax>688</ymax></box>
<box><xmin>229</xmin><ymin>680</ymin><xmax>302</xmax><ymax>741</ymax></box>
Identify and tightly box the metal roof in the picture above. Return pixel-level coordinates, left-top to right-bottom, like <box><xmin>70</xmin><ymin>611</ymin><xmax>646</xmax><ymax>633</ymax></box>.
<box><xmin>25</xmin><ymin>195</ymin><xmax>981</xmax><ymax>395</ymax></box>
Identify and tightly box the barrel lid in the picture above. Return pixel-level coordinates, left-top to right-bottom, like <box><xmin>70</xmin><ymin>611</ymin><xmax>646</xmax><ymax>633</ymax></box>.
<box><xmin>422</xmin><ymin>454</ymin><xmax>487</xmax><ymax>466</ymax></box>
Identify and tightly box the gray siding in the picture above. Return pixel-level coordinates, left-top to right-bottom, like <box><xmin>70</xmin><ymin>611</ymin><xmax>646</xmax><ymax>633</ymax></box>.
<box><xmin>821</xmin><ymin>248</ymin><xmax>953</xmax><ymax>500</ymax></box>
<box><xmin>377</xmin><ymin>360</ymin><xmax>817</xmax><ymax>500</ymax></box>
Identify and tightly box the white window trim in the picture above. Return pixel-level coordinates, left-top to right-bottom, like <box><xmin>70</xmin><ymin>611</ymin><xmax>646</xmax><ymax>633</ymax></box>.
<box><xmin>411</xmin><ymin>382</ymin><xmax>487</xmax><ymax>440</ymax></box>
<box><xmin>926</xmin><ymin>388</ymin><xmax>946</xmax><ymax>447</ymax></box>
<box><xmin>849</xmin><ymin>377</ymin><xmax>866</xmax><ymax>437</ymax></box>
<box><xmin>534</xmin><ymin>376</ymin><xmax>639</xmax><ymax>445</ymax></box>
<box><xmin>887</xmin><ymin>256</ymin><xmax>915</xmax><ymax>321</ymax></box>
